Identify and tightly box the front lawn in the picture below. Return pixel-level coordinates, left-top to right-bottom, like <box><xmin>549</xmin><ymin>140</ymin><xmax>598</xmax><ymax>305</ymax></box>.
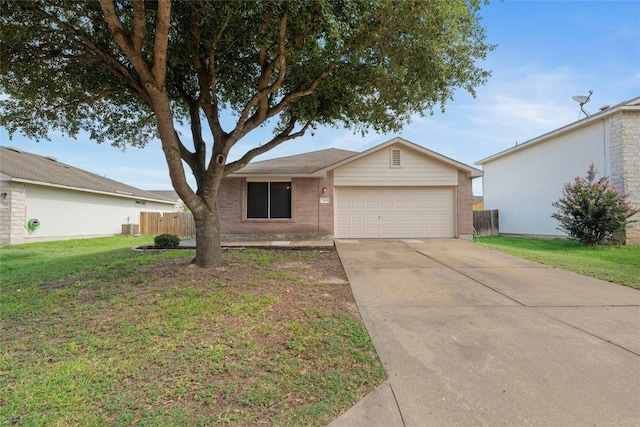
<box><xmin>1</xmin><ymin>236</ymin><xmax>384</xmax><ymax>426</ymax></box>
<box><xmin>476</xmin><ymin>236</ymin><xmax>640</xmax><ymax>289</ymax></box>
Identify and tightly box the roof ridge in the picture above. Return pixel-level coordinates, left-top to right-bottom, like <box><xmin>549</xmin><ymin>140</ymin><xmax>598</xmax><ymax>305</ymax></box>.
<box><xmin>0</xmin><ymin>146</ymin><xmax>175</xmax><ymax>203</ymax></box>
<box><xmin>249</xmin><ymin>147</ymin><xmax>358</xmax><ymax>164</ymax></box>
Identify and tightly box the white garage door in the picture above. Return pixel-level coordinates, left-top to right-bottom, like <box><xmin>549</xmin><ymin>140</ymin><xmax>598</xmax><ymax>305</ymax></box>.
<box><xmin>335</xmin><ymin>187</ymin><xmax>455</xmax><ymax>238</ymax></box>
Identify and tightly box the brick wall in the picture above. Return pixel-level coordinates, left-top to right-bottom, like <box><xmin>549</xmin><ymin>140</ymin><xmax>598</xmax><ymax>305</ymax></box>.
<box><xmin>219</xmin><ymin>170</ymin><xmax>476</xmax><ymax>241</ymax></box>
<box><xmin>0</xmin><ymin>181</ymin><xmax>26</xmax><ymax>245</ymax></box>
<box><xmin>457</xmin><ymin>170</ymin><xmax>474</xmax><ymax>238</ymax></box>
<box><xmin>218</xmin><ymin>175</ymin><xmax>334</xmax><ymax>240</ymax></box>
<box><xmin>610</xmin><ymin>110</ymin><xmax>640</xmax><ymax>244</ymax></box>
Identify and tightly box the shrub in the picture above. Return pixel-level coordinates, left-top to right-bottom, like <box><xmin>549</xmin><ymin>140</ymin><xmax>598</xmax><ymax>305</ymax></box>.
<box><xmin>552</xmin><ymin>164</ymin><xmax>638</xmax><ymax>245</ymax></box>
<box><xmin>154</xmin><ymin>234</ymin><xmax>181</xmax><ymax>248</ymax></box>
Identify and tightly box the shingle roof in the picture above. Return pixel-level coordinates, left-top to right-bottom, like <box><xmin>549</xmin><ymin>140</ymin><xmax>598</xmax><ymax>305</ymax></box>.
<box><xmin>147</xmin><ymin>190</ymin><xmax>180</xmax><ymax>202</ymax></box>
<box><xmin>0</xmin><ymin>146</ymin><xmax>175</xmax><ymax>203</ymax></box>
<box><xmin>232</xmin><ymin>148</ymin><xmax>358</xmax><ymax>176</ymax></box>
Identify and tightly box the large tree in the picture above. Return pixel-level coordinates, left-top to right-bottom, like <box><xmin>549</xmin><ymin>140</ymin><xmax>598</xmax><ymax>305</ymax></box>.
<box><xmin>1</xmin><ymin>0</ymin><xmax>492</xmax><ymax>267</ymax></box>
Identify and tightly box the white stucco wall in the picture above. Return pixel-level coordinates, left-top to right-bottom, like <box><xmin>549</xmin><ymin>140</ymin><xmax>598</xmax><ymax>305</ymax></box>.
<box><xmin>483</xmin><ymin>118</ymin><xmax>610</xmax><ymax>237</ymax></box>
<box><xmin>12</xmin><ymin>184</ymin><xmax>174</xmax><ymax>243</ymax></box>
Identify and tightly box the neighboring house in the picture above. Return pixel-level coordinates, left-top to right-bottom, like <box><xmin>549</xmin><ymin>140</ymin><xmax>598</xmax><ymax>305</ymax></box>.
<box><xmin>0</xmin><ymin>146</ymin><xmax>177</xmax><ymax>244</ymax></box>
<box><xmin>220</xmin><ymin>137</ymin><xmax>482</xmax><ymax>240</ymax></box>
<box><xmin>476</xmin><ymin>96</ymin><xmax>640</xmax><ymax>244</ymax></box>
<box><xmin>473</xmin><ymin>196</ymin><xmax>484</xmax><ymax>211</ymax></box>
<box><xmin>147</xmin><ymin>190</ymin><xmax>183</xmax><ymax>210</ymax></box>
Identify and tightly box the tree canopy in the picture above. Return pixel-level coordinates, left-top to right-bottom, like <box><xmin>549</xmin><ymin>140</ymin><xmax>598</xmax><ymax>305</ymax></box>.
<box><xmin>1</xmin><ymin>0</ymin><xmax>493</xmax><ymax>267</ymax></box>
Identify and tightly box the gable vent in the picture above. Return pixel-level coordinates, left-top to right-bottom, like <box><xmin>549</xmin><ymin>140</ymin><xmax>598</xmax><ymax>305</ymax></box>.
<box><xmin>390</xmin><ymin>149</ymin><xmax>401</xmax><ymax>168</ymax></box>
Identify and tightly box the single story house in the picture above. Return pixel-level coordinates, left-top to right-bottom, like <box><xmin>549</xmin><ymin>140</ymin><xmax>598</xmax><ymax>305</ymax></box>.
<box><xmin>476</xmin><ymin>96</ymin><xmax>640</xmax><ymax>244</ymax></box>
<box><xmin>0</xmin><ymin>146</ymin><xmax>178</xmax><ymax>244</ymax></box>
<box><xmin>220</xmin><ymin>137</ymin><xmax>482</xmax><ymax>240</ymax></box>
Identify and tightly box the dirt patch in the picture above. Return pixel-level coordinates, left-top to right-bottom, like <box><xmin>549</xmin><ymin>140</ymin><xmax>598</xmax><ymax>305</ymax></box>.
<box><xmin>148</xmin><ymin>248</ymin><xmax>356</xmax><ymax>320</ymax></box>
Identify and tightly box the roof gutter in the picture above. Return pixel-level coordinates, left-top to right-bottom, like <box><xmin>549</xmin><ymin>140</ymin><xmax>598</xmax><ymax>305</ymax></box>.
<box><xmin>6</xmin><ymin>177</ymin><xmax>177</xmax><ymax>205</ymax></box>
<box><xmin>476</xmin><ymin>102</ymin><xmax>640</xmax><ymax>166</ymax></box>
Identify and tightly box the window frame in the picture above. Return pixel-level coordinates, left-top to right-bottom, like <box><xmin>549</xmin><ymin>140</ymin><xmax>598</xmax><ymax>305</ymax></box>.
<box><xmin>246</xmin><ymin>180</ymin><xmax>292</xmax><ymax>220</ymax></box>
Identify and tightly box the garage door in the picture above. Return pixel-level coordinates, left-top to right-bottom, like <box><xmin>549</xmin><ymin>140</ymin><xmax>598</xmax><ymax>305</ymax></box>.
<box><xmin>335</xmin><ymin>187</ymin><xmax>455</xmax><ymax>238</ymax></box>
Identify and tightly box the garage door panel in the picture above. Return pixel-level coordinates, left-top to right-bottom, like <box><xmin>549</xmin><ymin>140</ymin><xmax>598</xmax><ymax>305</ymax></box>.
<box><xmin>380</xmin><ymin>227</ymin><xmax>395</xmax><ymax>236</ymax></box>
<box><xmin>366</xmin><ymin>227</ymin><xmax>380</xmax><ymax>237</ymax></box>
<box><xmin>336</xmin><ymin>186</ymin><xmax>455</xmax><ymax>238</ymax></box>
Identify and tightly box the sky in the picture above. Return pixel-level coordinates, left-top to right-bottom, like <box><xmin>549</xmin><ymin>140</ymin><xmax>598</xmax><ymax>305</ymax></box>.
<box><xmin>1</xmin><ymin>0</ymin><xmax>639</xmax><ymax>196</ymax></box>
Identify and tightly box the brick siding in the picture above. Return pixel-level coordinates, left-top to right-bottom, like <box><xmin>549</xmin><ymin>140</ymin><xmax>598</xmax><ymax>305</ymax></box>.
<box><xmin>219</xmin><ymin>170</ymin><xmax>475</xmax><ymax>241</ymax></box>
<box><xmin>218</xmin><ymin>175</ymin><xmax>334</xmax><ymax>240</ymax></box>
<box><xmin>457</xmin><ymin>170</ymin><xmax>474</xmax><ymax>237</ymax></box>
<box><xmin>0</xmin><ymin>181</ymin><xmax>26</xmax><ymax>245</ymax></box>
<box><xmin>609</xmin><ymin>110</ymin><xmax>640</xmax><ymax>244</ymax></box>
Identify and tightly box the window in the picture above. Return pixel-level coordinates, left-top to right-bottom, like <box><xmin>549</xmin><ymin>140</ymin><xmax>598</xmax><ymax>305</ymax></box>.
<box><xmin>247</xmin><ymin>182</ymin><xmax>291</xmax><ymax>219</ymax></box>
<box><xmin>390</xmin><ymin>149</ymin><xmax>401</xmax><ymax>168</ymax></box>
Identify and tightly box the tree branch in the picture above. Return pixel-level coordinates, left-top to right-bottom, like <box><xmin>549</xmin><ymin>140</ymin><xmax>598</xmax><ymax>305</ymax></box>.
<box><xmin>100</xmin><ymin>0</ymin><xmax>155</xmax><ymax>86</ymax></box>
<box><xmin>189</xmin><ymin>18</ymin><xmax>225</xmax><ymax>143</ymax></box>
<box><xmin>151</xmin><ymin>0</ymin><xmax>171</xmax><ymax>85</ymax></box>
<box><xmin>225</xmin><ymin>117</ymin><xmax>312</xmax><ymax>175</ymax></box>
<box><xmin>38</xmin><ymin>91</ymin><xmax>118</xmax><ymax>113</ymax></box>
<box><xmin>230</xmin><ymin>13</ymin><xmax>289</xmax><ymax>140</ymax></box>
<box><xmin>238</xmin><ymin>71</ymin><xmax>327</xmax><ymax>140</ymax></box>
<box><xmin>131</xmin><ymin>0</ymin><xmax>146</xmax><ymax>52</ymax></box>
<box><xmin>25</xmin><ymin>3</ymin><xmax>149</xmax><ymax>102</ymax></box>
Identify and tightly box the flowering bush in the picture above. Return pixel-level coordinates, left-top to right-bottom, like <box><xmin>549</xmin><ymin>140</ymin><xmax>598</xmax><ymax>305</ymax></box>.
<box><xmin>552</xmin><ymin>164</ymin><xmax>638</xmax><ymax>245</ymax></box>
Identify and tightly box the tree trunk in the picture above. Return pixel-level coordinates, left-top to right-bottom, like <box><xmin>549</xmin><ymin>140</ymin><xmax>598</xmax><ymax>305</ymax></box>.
<box><xmin>191</xmin><ymin>199</ymin><xmax>224</xmax><ymax>268</ymax></box>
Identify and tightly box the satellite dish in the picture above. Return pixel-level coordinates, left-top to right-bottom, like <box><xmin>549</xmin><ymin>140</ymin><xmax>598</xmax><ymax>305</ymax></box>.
<box><xmin>572</xmin><ymin>90</ymin><xmax>593</xmax><ymax>119</ymax></box>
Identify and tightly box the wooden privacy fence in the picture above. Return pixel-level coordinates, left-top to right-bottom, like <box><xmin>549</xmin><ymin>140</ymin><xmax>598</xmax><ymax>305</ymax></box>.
<box><xmin>140</xmin><ymin>212</ymin><xmax>196</xmax><ymax>238</ymax></box>
<box><xmin>473</xmin><ymin>210</ymin><xmax>499</xmax><ymax>237</ymax></box>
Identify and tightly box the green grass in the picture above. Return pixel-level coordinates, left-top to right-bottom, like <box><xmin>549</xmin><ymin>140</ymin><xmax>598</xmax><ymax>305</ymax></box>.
<box><xmin>476</xmin><ymin>236</ymin><xmax>640</xmax><ymax>289</ymax></box>
<box><xmin>1</xmin><ymin>235</ymin><xmax>158</xmax><ymax>284</ymax></box>
<box><xmin>0</xmin><ymin>237</ymin><xmax>383</xmax><ymax>426</ymax></box>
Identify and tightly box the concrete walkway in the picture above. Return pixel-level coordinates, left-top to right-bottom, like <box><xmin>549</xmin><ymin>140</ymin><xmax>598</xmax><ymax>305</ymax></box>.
<box><xmin>330</xmin><ymin>239</ymin><xmax>640</xmax><ymax>427</ymax></box>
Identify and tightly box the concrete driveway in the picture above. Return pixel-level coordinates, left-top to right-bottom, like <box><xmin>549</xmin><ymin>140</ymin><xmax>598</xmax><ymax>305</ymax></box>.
<box><xmin>330</xmin><ymin>239</ymin><xmax>640</xmax><ymax>426</ymax></box>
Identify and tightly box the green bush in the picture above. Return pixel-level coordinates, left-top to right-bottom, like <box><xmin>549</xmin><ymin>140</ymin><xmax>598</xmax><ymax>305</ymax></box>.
<box><xmin>552</xmin><ymin>164</ymin><xmax>638</xmax><ymax>245</ymax></box>
<box><xmin>154</xmin><ymin>234</ymin><xmax>181</xmax><ymax>248</ymax></box>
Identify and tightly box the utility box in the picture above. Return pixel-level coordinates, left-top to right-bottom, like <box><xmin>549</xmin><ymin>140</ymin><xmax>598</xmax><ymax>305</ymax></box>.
<box><xmin>121</xmin><ymin>224</ymin><xmax>140</xmax><ymax>236</ymax></box>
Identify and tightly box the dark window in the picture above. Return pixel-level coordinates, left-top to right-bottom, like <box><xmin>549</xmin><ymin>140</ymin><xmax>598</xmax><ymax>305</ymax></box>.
<box><xmin>247</xmin><ymin>182</ymin><xmax>291</xmax><ymax>219</ymax></box>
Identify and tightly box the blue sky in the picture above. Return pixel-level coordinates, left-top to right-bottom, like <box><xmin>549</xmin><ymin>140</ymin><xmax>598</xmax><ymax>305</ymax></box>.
<box><xmin>2</xmin><ymin>0</ymin><xmax>639</xmax><ymax>196</ymax></box>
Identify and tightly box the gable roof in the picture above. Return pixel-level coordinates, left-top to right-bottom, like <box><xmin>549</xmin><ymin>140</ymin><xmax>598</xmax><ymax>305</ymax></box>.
<box><xmin>476</xmin><ymin>96</ymin><xmax>640</xmax><ymax>165</ymax></box>
<box><xmin>231</xmin><ymin>148</ymin><xmax>358</xmax><ymax>176</ymax></box>
<box><xmin>0</xmin><ymin>146</ymin><xmax>175</xmax><ymax>204</ymax></box>
<box><xmin>320</xmin><ymin>137</ymin><xmax>483</xmax><ymax>177</ymax></box>
<box><xmin>232</xmin><ymin>138</ymin><xmax>482</xmax><ymax>178</ymax></box>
